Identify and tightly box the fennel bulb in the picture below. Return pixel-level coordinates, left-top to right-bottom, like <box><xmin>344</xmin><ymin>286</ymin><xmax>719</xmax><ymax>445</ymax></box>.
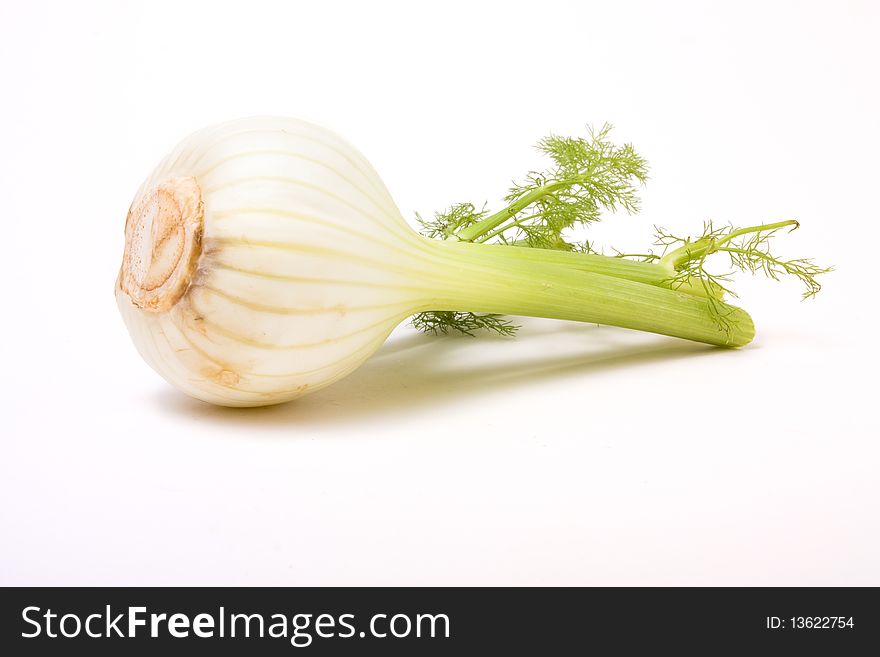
<box><xmin>116</xmin><ymin>117</ymin><xmax>825</xmax><ymax>406</ymax></box>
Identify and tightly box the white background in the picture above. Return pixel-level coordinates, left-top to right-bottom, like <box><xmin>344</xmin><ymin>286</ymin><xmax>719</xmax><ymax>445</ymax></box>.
<box><xmin>2</xmin><ymin>0</ymin><xmax>878</xmax><ymax>585</ymax></box>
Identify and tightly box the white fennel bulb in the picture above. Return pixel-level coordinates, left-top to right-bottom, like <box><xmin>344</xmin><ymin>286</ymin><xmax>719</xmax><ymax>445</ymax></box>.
<box><xmin>117</xmin><ymin>117</ymin><xmax>444</xmax><ymax>406</ymax></box>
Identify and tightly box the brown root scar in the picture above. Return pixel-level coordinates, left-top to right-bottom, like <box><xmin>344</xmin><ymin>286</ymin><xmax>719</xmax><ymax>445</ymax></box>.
<box><xmin>119</xmin><ymin>177</ymin><xmax>204</xmax><ymax>312</ymax></box>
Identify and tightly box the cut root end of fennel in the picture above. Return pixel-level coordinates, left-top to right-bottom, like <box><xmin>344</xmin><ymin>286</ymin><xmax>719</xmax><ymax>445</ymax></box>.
<box><xmin>119</xmin><ymin>176</ymin><xmax>204</xmax><ymax>313</ymax></box>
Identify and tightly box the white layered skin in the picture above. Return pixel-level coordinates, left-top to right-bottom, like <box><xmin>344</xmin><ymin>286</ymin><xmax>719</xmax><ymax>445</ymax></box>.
<box><xmin>117</xmin><ymin>117</ymin><xmax>441</xmax><ymax>406</ymax></box>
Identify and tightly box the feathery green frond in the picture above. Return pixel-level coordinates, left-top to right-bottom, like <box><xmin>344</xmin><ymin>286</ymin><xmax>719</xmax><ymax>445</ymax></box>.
<box><xmin>416</xmin><ymin>202</ymin><xmax>487</xmax><ymax>240</ymax></box>
<box><xmin>656</xmin><ymin>220</ymin><xmax>832</xmax><ymax>334</ymax></box>
<box><xmin>411</xmin><ymin>311</ymin><xmax>519</xmax><ymax>337</ymax></box>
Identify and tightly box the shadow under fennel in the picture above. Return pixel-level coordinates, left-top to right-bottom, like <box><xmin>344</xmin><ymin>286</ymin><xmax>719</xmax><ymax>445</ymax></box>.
<box><xmin>152</xmin><ymin>318</ymin><xmax>720</xmax><ymax>430</ymax></box>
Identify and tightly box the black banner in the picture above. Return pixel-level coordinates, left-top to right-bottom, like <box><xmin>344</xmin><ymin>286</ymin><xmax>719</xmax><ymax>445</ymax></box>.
<box><xmin>1</xmin><ymin>587</ymin><xmax>877</xmax><ymax>655</ymax></box>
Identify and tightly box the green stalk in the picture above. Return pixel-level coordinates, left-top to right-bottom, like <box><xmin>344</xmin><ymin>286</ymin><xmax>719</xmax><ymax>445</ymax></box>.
<box><xmin>457</xmin><ymin>242</ymin><xmax>718</xmax><ymax>299</ymax></box>
<box><xmin>455</xmin><ymin>183</ymin><xmax>571</xmax><ymax>242</ymax></box>
<box><xmin>419</xmin><ymin>239</ymin><xmax>754</xmax><ymax>347</ymax></box>
<box><xmin>476</xmin><ymin>243</ymin><xmax>673</xmax><ymax>285</ymax></box>
<box><xmin>659</xmin><ymin>220</ymin><xmax>799</xmax><ymax>270</ymax></box>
